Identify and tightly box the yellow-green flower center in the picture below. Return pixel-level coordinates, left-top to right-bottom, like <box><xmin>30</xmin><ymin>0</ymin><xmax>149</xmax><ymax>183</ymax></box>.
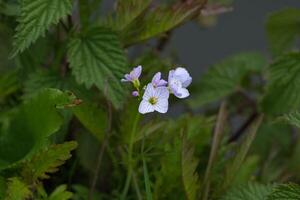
<box><xmin>148</xmin><ymin>97</ymin><xmax>158</xmax><ymax>105</ymax></box>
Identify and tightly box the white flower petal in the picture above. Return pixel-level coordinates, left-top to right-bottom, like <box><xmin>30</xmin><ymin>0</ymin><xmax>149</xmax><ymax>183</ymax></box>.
<box><xmin>173</xmin><ymin>67</ymin><xmax>192</xmax><ymax>87</ymax></box>
<box><xmin>154</xmin><ymin>99</ymin><xmax>168</xmax><ymax>113</ymax></box>
<box><xmin>143</xmin><ymin>84</ymin><xmax>156</xmax><ymax>100</ymax></box>
<box><xmin>176</xmin><ymin>88</ymin><xmax>190</xmax><ymax>99</ymax></box>
<box><xmin>139</xmin><ymin>100</ymin><xmax>155</xmax><ymax>114</ymax></box>
<box><xmin>155</xmin><ymin>86</ymin><xmax>169</xmax><ymax>99</ymax></box>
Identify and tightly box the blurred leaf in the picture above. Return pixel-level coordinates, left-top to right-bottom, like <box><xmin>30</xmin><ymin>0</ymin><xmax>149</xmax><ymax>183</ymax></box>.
<box><xmin>0</xmin><ymin>89</ymin><xmax>75</xmax><ymax>170</ymax></box>
<box><xmin>105</xmin><ymin>0</ymin><xmax>152</xmax><ymax>31</ymax></box>
<box><xmin>143</xmin><ymin>158</ymin><xmax>153</xmax><ymax>200</ymax></box>
<box><xmin>72</xmin><ymin>184</ymin><xmax>102</xmax><ymax>200</ymax></box>
<box><xmin>21</xmin><ymin>141</ymin><xmax>77</xmax><ymax>182</ymax></box>
<box><xmin>223</xmin><ymin>115</ymin><xmax>263</xmax><ymax>190</ymax></box>
<box><xmin>11</xmin><ymin>0</ymin><xmax>72</xmax><ymax>56</ymax></box>
<box><xmin>221</xmin><ymin>182</ymin><xmax>273</xmax><ymax>200</ymax></box>
<box><xmin>190</xmin><ymin>52</ymin><xmax>267</xmax><ymax>107</ymax></box>
<box><xmin>261</xmin><ymin>53</ymin><xmax>300</xmax><ymax>115</ymax></box>
<box><xmin>283</xmin><ymin>111</ymin><xmax>300</xmax><ymax>128</ymax></box>
<box><xmin>67</xmin><ymin>26</ymin><xmax>128</xmax><ymax>109</ymax></box>
<box><xmin>0</xmin><ymin>70</ymin><xmax>20</xmax><ymax>101</ymax></box>
<box><xmin>48</xmin><ymin>185</ymin><xmax>73</xmax><ymax>200</ymax></box>
<box><xmin>267</xmin><ymin>183</ymin><xmax>300</xmax><ymax>200</ymax></box>
<box><xmin>5</xmin><ymin>177</ymin><xmax>32</xmax><ymax>200</ymax></box>
<box><xmin>72</xmin><ymin>101</ymin><xmax>107</xmax><ymax>142</ymax></box>
<box><xmin>0</xmin><ymin>176</ymin><xmax>6</xmax><ymax>199</ymax></box>
<box><xmin>181</xmin><ymin>137</ymin><xmax>200</xmax><ymax>200</ymax></box>
<box><xmin>122</xmin><ymin>0</ymin><xmax>207</xmax><ymax>46</ymax></box>
<box><xmin>266</xmin><ymin>8</ymin><xmax>300</xmax><ymax>57</ymax></box>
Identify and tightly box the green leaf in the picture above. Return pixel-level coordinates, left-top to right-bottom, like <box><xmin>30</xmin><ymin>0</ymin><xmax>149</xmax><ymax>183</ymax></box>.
<box><xmin>11</xmin><ymin>0</ymin><xmax>73</xmax><ymax>56</ymax></box>
<box><xmin>222</xmin><ymin>115</ymin><xmax>263</xmax><ymax>190</ymax></box>
<box><xmin>261</xmin><ymin>53</ymin><xmax>300</xmax><ymax>115</ymax></box>
<box><xmin>21</xmin><ymin>141</ymin><xmax>77</xmax><ymax>181</ymax></box>
<box><xmin>0</xmin><ymin>89</ymin><xmax>76</xmax><ymax>170</ymax></box>
<box><xmin>0</xmin><ymin>70</ymin><xmax>20</xmax><ymax>101</ymax></box>
<box><xmin>190</xmin><ymin>52</ymin><xmax>267</xmax><ymax>107</ymax></box>
<box><xmin>105</xmin><ymin>0</ymin><xmax>152</xmax><ymax>31</ymax></box>
<box><xmin>122</xmin><ymin>0</ymin><xmax>207</xmax><ymax>46</ymax></box>
<box><xmin>48</xmin><ymin>185</ymin><xmax>73</xmax><ymax>200</ymax></box>
<box><xmin>266</xmin><ymin>8</ymin><xmax>300</xmax><ymax>57</ymax></box>
<box><xmin>283</xmin><ymin>111</ymin><xmax>300</xmax><ymax>128</ymax></box>
<box><xmin>5</xmin><ymin>177</ymin><xmax>32</xmax><ymax>200</ymax></box>
<box><xmin>222</xmin><ymin>182</ymin><xmax>273</xmax><ymax>200</ymax></box>
<box><xmin>72</xmin><ymin>101</ymin><xmax>107</xmax><ymax>142</ymax></box>
<box><xmin>181</xmin><ymin>137</ymin><xmax>200</xmax><ymax>200</ymax></box>
<box><xmin>267</xmin><ymin>183</ymin><xmax>300</xmax><ymax>200</ymax></box>
<box><xmin>67</xmin><ymin>26</ymin><xmax>128</xmax><ymax>109</ymax></box>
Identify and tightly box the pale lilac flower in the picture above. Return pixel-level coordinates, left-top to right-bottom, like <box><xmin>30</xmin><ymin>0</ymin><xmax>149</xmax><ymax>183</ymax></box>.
<box><xmin>132</xmin><ymin>91</ymin><xmax>139</xmax><ymax>97</ymax></box>
<box><xmin>151</xmin><ymin>72</ymin><xmax>168</xmax><ymax>88</ymax></box>
<box><xmin>168</xmin><ymin>67</ymin><xmax>192</xmax><ymax>99</ymax></box>
<box><xmin>121</xmin><ymin>65</ymin><xmax>142</xmax><ymax>86</ymax></box>
<box><xmin>138</xmin><ymin>84</ymin><xmax>169</xmax><ymax>114</ymax></box>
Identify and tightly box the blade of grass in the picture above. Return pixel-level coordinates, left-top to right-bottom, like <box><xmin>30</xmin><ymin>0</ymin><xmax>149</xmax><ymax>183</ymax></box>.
<box><xmin>202</xmin><ymin>101</ymin><xmax>227</xmax><ymax>200</ymax></box>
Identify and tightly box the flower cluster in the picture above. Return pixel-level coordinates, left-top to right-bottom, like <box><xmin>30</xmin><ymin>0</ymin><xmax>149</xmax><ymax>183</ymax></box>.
<box><xmin>121</xmin><ymin>66</ymin><xmax>192</xmax><ymax>114</ymax></box>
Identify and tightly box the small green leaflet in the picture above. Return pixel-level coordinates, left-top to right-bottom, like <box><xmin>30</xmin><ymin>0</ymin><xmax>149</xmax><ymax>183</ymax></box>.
<box><xmin>267</xmin><ymin>183</ymin><xmax>300</xmax><ymax>200</ymax></box>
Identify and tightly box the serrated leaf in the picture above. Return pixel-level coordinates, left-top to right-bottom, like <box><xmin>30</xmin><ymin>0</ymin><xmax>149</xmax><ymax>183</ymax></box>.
<box><xmin>191</xmin><ymin>52</ymin><xmax>267</xmax><ymax>107</ymax></box>
<box><xmin>222</xmin><ymin>182</ymin><xmax>273</xmax><ymax>200</ymax></box>
<box><xmin>104</xmin><ymin>0</ymin><xmax>152</xmax><ymax>31</ymax></box>
<box><xmin>267</xmin><ymin>183</ymin><xmax>300</xmax><ymax>200</ymax></box>
<box><xmin>261</xmin><ymin>53</ymin><xmax>300</xmax><ymax>115</ymax></box>
<box><xmin>266</xmin><ymin>8</ymin><xmax>300</xmax><ymax>57</ymax></box>
<box><xmin>0</xmin><ymin>89</ymin><xmax>76</xmax><ymax>170</ymax></box>
<box><xmin>5</xmin><ymin>177</ymin><xmax>32</xmax><ymax>200</ymax></box>
<box><xmin>67</xmin><ymin>26</ymin><xmax>128</xmax><ymax>109</ymax></box>
<box><xmin>21</xmin><ymin>141</ymin><xmax>77</xmax><ymax>181</ymax></box>
<box><xmin>122</xmin><ymin>0</ymin><xmax>206</xmax><ymax>46</ymax></box>
<box><xmin>181</xmin><ymin>137</ymin><xmax>200</xmax><ymax>200</ymax></box>
<box><xmin>11</xmin><ymin>0</ymin><xmax>72</xmax><ymax>56</ymax></box>
<box><xmin>48</xmin><ymin>185</ymin><xmax>73</xmax><ymax>200</ymax></box>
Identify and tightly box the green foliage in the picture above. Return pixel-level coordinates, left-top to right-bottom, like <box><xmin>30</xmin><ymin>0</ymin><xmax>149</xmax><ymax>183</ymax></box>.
<box><xmin>0</xmin><ymin>89</ymin><xmax>75</xmax><ymax>170</ymax></box>
<box><xmin>67</xmin><ymin>26</ymin><xmax>128</xmax><ymax>109</ymax></box>
<box><xmin>283</xmin><ymin>111</ymin><xmax>300</xmax><ymax>128</ymax></box>
<box><xmin>21</xmin><ymin>141</ymin><xmax>77</xmax><ymax>181</ymax></box>
<box><xmin>5</xmin><ymin>177</ymin><xmax>32</xmax><ymax>200</ymax></box>
<box><xmin>72</xmin><ymin>101</ymin><xmax>107</xmax><ymax>141</ymax></box>
<box><xmin>266</xmin><ymin>8</ymin><xmax>300</xmax><ymax>57</ymax></box>
<box><xmin>261</xmin><ymin>53</ymin><xmax>300</xmax><ymax>115</ymax></box>
<box><xmin>190</xmin><ymin>52</ymin><xmax>267</xmax><ymax>107</ymax></box>
<box><xmin>48</xmin><ymin>185</ymin><xmax>73</xmax><ymax>200</ymax></box>
<box><xmin>121</xmin><ymin>0</ymin><xmax>207</xmax><ymax>46</ymax></box>
<box><xmin>11</xmin><ymin>0</ymin><xmax>73</xmax><ymax>56</ymax></box>
<box><xmin>0</xmin><ymin>70</ymin><xmax>20</xmax><ymax>101</ymax></box>
<box><xmin>105</xmin><ymin>0</ymin><xmax>152</xmax><ymax>31</ymax></box>
<box><xmin>181</xmin><ymin>137</ymin><xmax>200</xmax><ymax>200</ymax></box>
<box><xmin>267</xmin><ymin>183</ymin><xmax>300</xmax><ymax>200</ymax></box>
<box><xmin>222</xmin><ymin>182</ymin><xmax>273</xmax><ymax>200</ymax></box>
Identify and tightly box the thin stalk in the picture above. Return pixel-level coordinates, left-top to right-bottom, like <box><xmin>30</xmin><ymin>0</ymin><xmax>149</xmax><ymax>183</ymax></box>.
<box><xmin>121</xmin><ymin>112</ymin><xmax>140</xmax><ymax>199</ymax></box>
<box><xmin>202</xmin><ymin>101</ymin><xmax>227</xmax><ymax>200</ymax></box>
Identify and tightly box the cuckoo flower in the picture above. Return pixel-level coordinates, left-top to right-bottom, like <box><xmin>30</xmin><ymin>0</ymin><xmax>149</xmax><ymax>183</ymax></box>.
<box><xmin>138</xmin><ymin>84</ymin><xmax>169</xmax><ymax>114</ymax></box>
<box><xmin>121</xmin><ymin>65</ymin><xmax>142</xmax><ymax>88</ymax></box>
<box><xmin>168</xmin><ymin>67</ymin><xmax>192</xmax><ymax>99</ymax></box>
<box><xmin>151</xmin><ymin>72</ymin><xmax>168</xmax><ymax>88</ymax></box>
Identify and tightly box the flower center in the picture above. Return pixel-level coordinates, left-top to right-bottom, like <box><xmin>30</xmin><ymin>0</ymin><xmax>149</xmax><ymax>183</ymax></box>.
<box><xmin>148</xmin><ymin>97</ymin><xmax>158</xmax><ymax>105</ymax></box>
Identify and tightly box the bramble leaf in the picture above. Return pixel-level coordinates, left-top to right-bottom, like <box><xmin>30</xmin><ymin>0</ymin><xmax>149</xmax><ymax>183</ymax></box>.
<box><xmin>21</xmin><ymin>141</ymin><xmax>77</xmax><ymax>181</ymax></box>
<box><xmin>190</xmin><ymin>52</ymin><xmax>267</xmax><ymax>107</ymax></box>
<box><xmin>267</xmin><ymin>183</ymin><xmax>300</xmax><ymax>200</ymax></box>
<box><xmin>0</xmin><ymin>89</ymin><xmax>76</xmax><ymax>170</ymax></box>
<box><xmin>266</xmin><ymin>8</ymin><xmax>300</xmax><ymax>57</ymax></box>
<box><xmin>261</xmin><ymin>53</ymin><xmax>300</xmax><ymax>115</ymax></box>
<box><xmin>67</xmin><ymin>26</ymin><xmax>128</xmax><ymax>109</ymax></box>
<box><xmin>11</xmin><ymin>0</ymin><xmax>73</xmax><ymax>56</ymax></box>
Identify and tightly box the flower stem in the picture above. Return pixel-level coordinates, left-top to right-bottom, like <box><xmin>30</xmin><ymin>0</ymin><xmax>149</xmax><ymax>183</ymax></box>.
<box><xmin>121</xmin><ymin>112</ymin><xmax>140</xmax><ymax>199</ymax></box>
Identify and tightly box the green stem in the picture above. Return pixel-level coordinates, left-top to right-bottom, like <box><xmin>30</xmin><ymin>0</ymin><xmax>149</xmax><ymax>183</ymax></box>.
<box><xmin>121</xmin><ymin>112</ymin><xmax>140</xmax><ymax>199</ymax></box>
